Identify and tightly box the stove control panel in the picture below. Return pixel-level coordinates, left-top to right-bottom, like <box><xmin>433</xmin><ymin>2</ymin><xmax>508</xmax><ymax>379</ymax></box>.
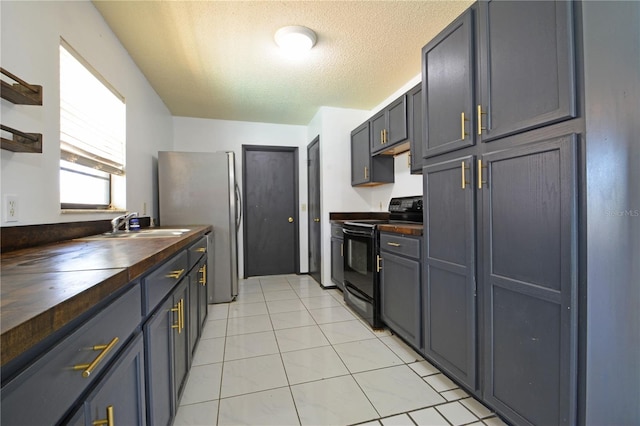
<box><xmin>388</xmin><ymin>196</ymin><xmax>423</xmax><ymax>213</ymax></box>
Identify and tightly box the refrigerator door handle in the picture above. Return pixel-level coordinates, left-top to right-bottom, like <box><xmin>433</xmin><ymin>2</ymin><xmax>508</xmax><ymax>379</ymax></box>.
<box><xmin>235</xmin><ymin>184</ymin><xmax>242</xmax><ymax>230</ymax></box>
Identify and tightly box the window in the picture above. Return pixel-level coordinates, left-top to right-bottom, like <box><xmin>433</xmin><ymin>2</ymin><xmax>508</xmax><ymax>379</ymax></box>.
<box><xmin>59</xmin><ymin>40</ymin><xmax>126</xmax><ymax>210</ymax></box>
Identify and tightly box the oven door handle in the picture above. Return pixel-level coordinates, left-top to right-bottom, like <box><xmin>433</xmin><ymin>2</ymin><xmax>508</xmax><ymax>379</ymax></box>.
<box><xmin>344</xmin><ymin>283</ymin><xmax>371</xmax><ymax>303</ymax></box>
<box><xmin>343</xmin><ymin>228</ymin><xmax>373</xmax><ymax>238</ymax></box>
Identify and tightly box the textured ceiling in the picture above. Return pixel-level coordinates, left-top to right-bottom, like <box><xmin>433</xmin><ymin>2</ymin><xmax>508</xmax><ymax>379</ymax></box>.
<box><xmin>92</xmin><ymin>1</ymin><xmax>473</xmax><ymax>125</ymax></box>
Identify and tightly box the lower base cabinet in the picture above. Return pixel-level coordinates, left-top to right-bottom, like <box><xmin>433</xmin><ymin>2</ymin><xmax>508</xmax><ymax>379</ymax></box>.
<box><xmin>69</xmin><ymin>333</ymin><xmax>147</xmax><ymax>426</ymax></box>
<box><xmin>379</xmin><ymin>232</ymin><xmax>422</xmax><ymax>350</ymax></box>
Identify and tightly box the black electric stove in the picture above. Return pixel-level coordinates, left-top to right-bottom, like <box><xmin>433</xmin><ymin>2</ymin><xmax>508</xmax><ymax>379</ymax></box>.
<box><xmin>342</xmin><ymin>196</ymin><xmax>423</xmax><ymax>328</ymax></box>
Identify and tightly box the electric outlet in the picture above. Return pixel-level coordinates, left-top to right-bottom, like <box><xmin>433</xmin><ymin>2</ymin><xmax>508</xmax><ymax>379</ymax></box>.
<box><xmin>4</xmin><ymin>195</ymin><xmax>18</xmax><ymax>222</ymax></box>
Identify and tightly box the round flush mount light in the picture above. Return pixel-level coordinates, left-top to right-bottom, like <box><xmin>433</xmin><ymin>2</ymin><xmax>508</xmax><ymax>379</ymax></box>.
<box><xmin>274</xmin><ymin>26</ymin><xmax>317</xmax><ymax>56</ymax></box>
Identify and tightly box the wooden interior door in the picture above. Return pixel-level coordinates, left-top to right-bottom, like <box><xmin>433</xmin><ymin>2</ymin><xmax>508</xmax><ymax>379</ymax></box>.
<box><xmin>307</xmin><ymin>137</ymin><xmax>321</xmax><ymax>284</ymax></box>
<box><xmin>243</xmin><ymin>146</ymin><xmax>299</xmax><ymax>277</ymax></box>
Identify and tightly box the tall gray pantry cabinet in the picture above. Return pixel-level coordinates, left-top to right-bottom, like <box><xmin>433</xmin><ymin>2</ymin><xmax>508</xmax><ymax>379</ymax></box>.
<box><xmin>421</xmin><ymin>1</ymin><xmax>579</xmax><ymax>425</ymax></box>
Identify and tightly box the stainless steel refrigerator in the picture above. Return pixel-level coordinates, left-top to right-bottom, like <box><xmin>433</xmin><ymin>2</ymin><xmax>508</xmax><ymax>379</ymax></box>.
<box><xmin>158</xmin><ymin>151</ymin><xmax>240</xmax><ymax>303</ymax></box>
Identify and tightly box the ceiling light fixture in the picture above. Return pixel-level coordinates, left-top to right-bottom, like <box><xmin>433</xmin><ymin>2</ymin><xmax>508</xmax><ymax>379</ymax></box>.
<box><xmin>274</xmin><ymin>26</ymin><xmax>317</xmax><ymax>56</ymax></box>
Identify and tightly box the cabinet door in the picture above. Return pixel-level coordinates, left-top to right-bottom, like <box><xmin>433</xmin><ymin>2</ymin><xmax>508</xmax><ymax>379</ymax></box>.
<box><xmin>477</xmin><ymin>1</ymin><xmax>576</xmax><ymax>142</ymax></box>
<box><xmin>173</xmin><ymin>281</ymin><xmax>189</xmax><ymax>402</ymax></box>
<box><xmin>423</xmin><ymin>8</ymin><xmax>475</xmax><ymax>158</ymax></box>
<box><xmin>330</xmin><ymin>237</ymin><xmax>344</xmax><ymax>290</ymax></box>
<box><xmin>408</xmin><ymin>84</ymin><xmax>423</xmax><ymax>174</ymax></box>
<box><xmin>351</xmin><ymin>122</ymin><xmax>371</xmax><ymax>185</ymax></box>
<box><xmin>386</xmin><ymin>95</ymin><xmax>408</xmax><ymax>145</ymax></box>
<box><xmin>188</xmin><ymin>267</ymin><xmax>199</xmax><ymax>359</ymax></box>
<box><xmin>380</xmin><ymin>251</ymin><xmax>421</xmax><ymax>350</ymax></box>
<box><xmin>370</xmin><ymin>111</ymin><xmax>386</xmax><ymax>154</ymax></box>
<box><xmin>481</xmin><ymin>136</ymin><xmax>577</xmax><ymax>425</ymax></box>
<box><xmin>84</xmin><ymin>333</ymin><xmax>146</xmax><ymax>426</ymax></box>
<box><xmin>197</xmin><ymin>259</ymin><xmax>208</xmax><ymax>335</ymax></box>
<box><xmin>144</xmin><ymin>297</ymin><xmax>175</xmax><ymax>426</ymax></box>
<box><xmin>423</xmin><ymin>155</ymin><xmax>477</xmax><ymax>389</ymax></box>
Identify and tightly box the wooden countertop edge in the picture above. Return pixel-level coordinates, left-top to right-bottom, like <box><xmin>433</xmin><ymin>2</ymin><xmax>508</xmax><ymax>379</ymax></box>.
<box><xmin>0</xmin><ymin>226</ymin><xmax>211</xmax><ymax>367</ymax></box>
<box><xmin>378</xmin><ymin>224</ymin><xmax>424</xmax><ymax>236</ymax></box>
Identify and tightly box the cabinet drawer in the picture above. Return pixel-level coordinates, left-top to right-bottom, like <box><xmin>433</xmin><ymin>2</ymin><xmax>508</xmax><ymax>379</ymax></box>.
<box><xmin>331</xmin><ymin>224</ymin><xmax>344</xmax><ymax>239</ymax></box>
<box><xmin>1</xmin><ymin>284</ymin><xmax>142</xmax><ymax>426</ymax></box>
<box><xmin>380</xmin><ymin>233</ymin><xmax>421</xmax><ymax>259</ymax></box>
<box><xmin>143</xmin><ymin>250</ymin><xmax>188</xmax><ymax>315</ymax></box>
<box><xmin>187</xmin><ymin>235</ymin><xmax>208</xmax><ymax>270</ymax></box>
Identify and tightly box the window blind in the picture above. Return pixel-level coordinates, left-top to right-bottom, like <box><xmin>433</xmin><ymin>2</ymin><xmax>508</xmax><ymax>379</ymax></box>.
<box><xmin>60</xmin><ymin>42</ymin><xmax>126</xmax><ymax>176</ymax></box>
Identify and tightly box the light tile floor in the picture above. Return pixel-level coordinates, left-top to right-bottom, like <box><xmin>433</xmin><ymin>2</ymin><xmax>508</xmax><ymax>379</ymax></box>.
<box><xmin>174</xmin><ymin>274</ymin><xmax>509</xmax><ymax>426</ymax></box>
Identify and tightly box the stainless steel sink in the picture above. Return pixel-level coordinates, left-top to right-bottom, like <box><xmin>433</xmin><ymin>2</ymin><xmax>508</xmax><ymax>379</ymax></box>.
<box><xmin>80</xmin><ymin>228</ymin><xmax>191</xmax><ymax>240</ymax></box>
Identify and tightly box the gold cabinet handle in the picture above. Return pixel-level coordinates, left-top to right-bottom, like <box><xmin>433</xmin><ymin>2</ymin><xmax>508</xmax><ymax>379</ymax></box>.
<box><xmin>196</xmin><ymin>247</ymin><xmax>206</xmax><ymax>253</ymax></box>
<box><xmin>380</xmin><ymin>129</ymin><xmax>384</xmax><ymax>145</ymax></box>
<box><xmin>376</xmin><ymin>255</ymin><xmax>382</xmax><ymax>272</ymax></box>
<box><xmin>461</xmin><ymin>112</ymin><xmax>469</xmax><ymax>140</ymax></box>
<box><xmin>387</xmin><ymin>242</ymin><xmax>401</xmax><ymax>247</ymax></box>
<box><xmin>199</xmin><ymin>264</ymin><xmax>207</xmax><ymax>285</ymax></box>
<box><xmin>73</xmin><ymin>337</ymin><xmax>119</xmax><ymax>378</ymax></box>
<box><xmin>477</xmin><ymin>105</ymin><xmax>487</xmax><ymax>135</ymax></box>
<box><xmin>92</xmin><ymin>405</ymin><xmax>114</xmax><ymax>426</ymax></box>
<box><xmin>166</xmin><ymin>269</ymin><xmax>185</xmax><ymax>279</ymax></box>
<box><xmin>364</xmin><ymin>166</ymin><xmax>369</xmax><ymax>180</ymax></box>
<box><xmin>461</xmin><ymin>161</ymin><xmax>470</xmax><ymax>189</ymax></box>
<box><xmin>478</xmin><ymin>159</ymin><xmax>487</xmax><ymax>189</ymax></box>
<box><xmin>340</xmin><ymin>242</ymin><xmax>343</xmax><ymax>257</ymax></box>
<box><xmin>171</xmin><ymin>301</ymin><xmax>181</xmax><ymax>332</ymax></box>
<box><xmin>180</xmin><ymin>298</ymin><xmax>185</xmax><ymax>331</ymax></box>
<box><xmin>288</xmin><ymin>217</ymin><xmax>294</xmax><ymax>223</ymax></box>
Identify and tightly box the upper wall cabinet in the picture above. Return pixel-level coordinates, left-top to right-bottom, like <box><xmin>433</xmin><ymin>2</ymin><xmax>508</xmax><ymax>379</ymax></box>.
<box><xmin>371</xmin><ymin>94</ymin><xmax>408</xmax><ymax>156</ymax></box>
<box><xmin>422</xmin><ymin>1</ymin><xmax>576</xmax><ymax>158</ymax></box>
<box><xmin>408</xmin><ymin>83</ymin><xmax>424</xmax><ymax>174</ymax></box>
<box><xmin>476</xmin><ymin>0</ymin><xmax>576</xmax><ymax>143</ymax></box>
<box><xmin>422</xmin><ymin>8</ymin><xmax>476</xmax><ymax>159</ymax></box>
<box><xmin>351</xmin><ymin>121</ymin><xmax>394</xmax><ymax>187</ymax></box>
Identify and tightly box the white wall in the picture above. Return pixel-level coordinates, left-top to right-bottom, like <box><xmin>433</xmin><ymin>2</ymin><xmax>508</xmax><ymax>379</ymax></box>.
<box><xmin>172</xmin><ymin>117</ymin><xmax>308</xmax><ymax>278</ymax></box>
<box><xmin>0</xmin><ymin>1</ymin><xmax>173</xmax><ymax>226</ymax></box>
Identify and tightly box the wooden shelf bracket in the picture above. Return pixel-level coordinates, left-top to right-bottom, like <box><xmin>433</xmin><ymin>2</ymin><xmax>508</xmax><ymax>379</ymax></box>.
<box><xmin>1</xmin><ymin>124</ymin><xmax>42</xmax><ymax>153</ymax></box>
<box><xmin>0</xmin><ymin>67</ymin><xmax>43</xmax><ymax>105</ymax></box>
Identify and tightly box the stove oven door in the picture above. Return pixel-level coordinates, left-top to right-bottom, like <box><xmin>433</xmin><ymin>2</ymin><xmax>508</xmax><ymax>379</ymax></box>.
<box><xmin>343</xmin><ymin>226</ymin><xmax>379</xmax><ymax>327</ymax></box>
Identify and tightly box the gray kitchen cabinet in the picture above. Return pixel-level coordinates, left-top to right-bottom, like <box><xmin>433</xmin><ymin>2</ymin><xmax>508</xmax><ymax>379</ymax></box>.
<box><xmin>476</xmin><ymin>1</ymin><xmax>576</xmax><ymax>143</ymax></box>
<box><xmin>197</xmin><ymin>257</ymin><xmax>208</xmax><ymax>336</ymax></box>
<box><xmin>408</xmin><ymin>83</ymin><xmax>423</xmax><ymax>174</ymax></box>
<box><xmin>379</xmin><ymin>232</ymin><xmax>422</xmax><ymax>350</ymax></box>
<box><xmin>188</xmin><ymin>265</ymin><xmax>199</xmax><ymax>358</ymax></box>
<box><xmin>422</xmin><ymin>155</ymin><xmax>477</xmax><ymax>390</ymax></box>
<box><xmin>144</xmin><ymin>295</ymin><xmax>176</xmax><ymax>426</ymax></box>
<box><xmin>330</xmin><ymin>223</ymin><xmax>344</xmax><ymax>290</ymax></box>
<box><xmin>422</xmin><ymin>7</ymin><xmax>476</xmax><ymax>159</ymax></box>
<box><xmin>0</xmin><ymin>284</ymin><xmax>142</xmax><ymax>426</ymax></box>
<box><xmin>371</xmin><ymin>95</ymin><xmax>408</xmax><ymax>155</ymax></box>
<box><xmin>172</xmin><ymin>279</ymin><xmax>190</xmax><ymax>402</ymax></box>
<box><xmin>481</xmin><ymin>135</ymin><xmax>578</xmax><ymax>426</ymax></box>
<box><xmin>351</xmin><ymin>121</ymin><xmax>394</xmax><ymax>186</ymax></box>
<box><xmin>76</xmin><ymin>332</ymin><xmax>147</xmax><ymax>426</ymax></box>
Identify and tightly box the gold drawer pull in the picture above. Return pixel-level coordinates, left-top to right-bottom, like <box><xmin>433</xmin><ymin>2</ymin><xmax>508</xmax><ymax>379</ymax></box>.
<box><xmin>165</xmin><ymin>269</ymin><xmax>185</xmax><ymax>279</ymax></box>
<box><xmin>196</xmin><ymin>247</ymin><xmax>206</xmax><ymax>253</ymax></box>
<box><xmin>461</xmin><ymin>112</ymin><xmax>469</xmax><ymax>140</ymax></box>
<box><xmin>387</xmin><ymin>242</ymin><xmax>401</xmax><ymax>247</ymax></box>
<box><xmin>73</xmin><ymin>337</ymin><xmax>119</xmax><ymax>378</ymax></box>
<box><xmin>199</xmin><ymin>265</ymin><xmax>207</xmax><ymax>285</ymax></box>
<box><xmin>376</xmin><ymin>255</ymin><xmax>382</xmax><ymax>272</ymax></box>
<box><xmin>92</xmin><ymin>405</ymin><xmax>114</xmax><ymax>426</ymax></box>
<box><xmin>171</xmin><ymin>300</ymin><xmax>183</xmax><ymax>332</ymax></box>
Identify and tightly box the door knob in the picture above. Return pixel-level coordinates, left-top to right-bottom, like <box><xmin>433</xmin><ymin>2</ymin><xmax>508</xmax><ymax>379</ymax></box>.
<box><xmin>288</xmin><ymin>217</ymin><xmax>294</xmax><ymax>223</ymax></box>
<box><xmin>314</xmin><ymin>218</ymin><xmax>320</xmax><ymax>222</ymax></box>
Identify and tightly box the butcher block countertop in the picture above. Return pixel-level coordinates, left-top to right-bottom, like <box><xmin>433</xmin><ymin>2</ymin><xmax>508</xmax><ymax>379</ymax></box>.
<box><xmin>0</xmin><ymin>225</ymin><xmax>211</xmax><ymax>367</ymax></box>
<box><xmin>378</xmin><ymin>223</ymin><xmax>423</xmax><ymax>237</ymax></box>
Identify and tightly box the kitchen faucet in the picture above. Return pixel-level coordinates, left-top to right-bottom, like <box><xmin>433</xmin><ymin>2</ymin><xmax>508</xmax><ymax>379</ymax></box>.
<box><xmin>111</xmin><ymin>212</ymin><xmax>139</xmax><ymax>233</ymax></box>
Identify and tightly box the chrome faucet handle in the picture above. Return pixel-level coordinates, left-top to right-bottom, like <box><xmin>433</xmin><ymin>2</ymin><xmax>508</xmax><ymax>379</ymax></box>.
<box><xmin>124</xmin><ymin>212</ymin><xmax>139</xmax><ymax>231</ymax></box>
<box><xmin>111</xmin><ymin>214</ymin><xmax>127</xmax><ymax>233</ymax></box>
